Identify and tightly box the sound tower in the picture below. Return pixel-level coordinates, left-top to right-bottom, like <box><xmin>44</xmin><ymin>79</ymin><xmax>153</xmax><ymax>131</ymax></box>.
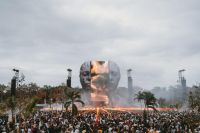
<box><xmin>67</xmin><ymin>78</ymin><xmax>71</xmax><ymax>88</ymax></box>
<box><xmin>11</xmin><ymin>78</ymin><xmax>16</xmax><ymax>96</ymax></box>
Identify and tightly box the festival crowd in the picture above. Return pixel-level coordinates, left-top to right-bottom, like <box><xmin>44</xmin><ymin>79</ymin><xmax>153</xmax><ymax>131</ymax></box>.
<box><xmin>0</xmin><ymin>110</ymin><xmax>200</xmax><ymax>133</ymax></box>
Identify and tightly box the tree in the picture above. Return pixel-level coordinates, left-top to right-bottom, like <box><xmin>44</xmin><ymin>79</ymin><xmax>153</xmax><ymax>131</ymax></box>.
<box><xmin>64</xmin><ymin>89</ymin><xmax>84</xmax><ymax>116</ymax></box>
<box><xmin>43</xmin><ymin>85</ymin><xmax>52</xmax><ymax>106</ymax></box>
<box><xmin>188</xmin><ymin>86</ymin><xmax>200</xmax><ymax>112</ymax></box>
<box><xmin>157</xmin><ymin>98</ymin><xmax>167</xmax><ymax>108</ymax></box>
<box><xmin>0</xmin><ymin>84</ymin><xmax>7</xmax><ymax>103</ymax></box>
<box><xmin>0</xmin><ymin>84</ymin><xmax>7</xmax><ymax>91</ymax></box>
<box><xmin>6</xmin><ymin>97</ymin><xmax>16</xmax><ymax>122</ymax></box>
<box><xmin>22</xmin><ymin>96</ymin><xmax>40</xmax><ymax>118</ymax></box>
<box><xmin>28</xmin><ymin>83</ymin><xmax>39</xmax><ymax>96</ymax></box>
<box><xmin>0</xmin><ymin>103</ymin><xmax>6</xmax><ymax>115</ymax></box>
<box><xmin>188</xmin><ymin>91</ymin><xmax>195</xmax><ymax>110</ymax></box>
<box><xmin>135</xmin><ymin>91</ymin><xmax>157</xmax><ymax>111</ymax></box>
<box><xmin>174</xmin><ymin>102</ymin><xmax>183</xmax><ymax>111</ymax></box>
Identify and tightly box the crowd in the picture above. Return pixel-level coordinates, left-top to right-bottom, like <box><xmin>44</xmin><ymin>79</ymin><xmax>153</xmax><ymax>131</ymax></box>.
<box><xmin>0</xmin><ymin>110</ymin><xmax>200</xmax><ymax>133</ymax></box>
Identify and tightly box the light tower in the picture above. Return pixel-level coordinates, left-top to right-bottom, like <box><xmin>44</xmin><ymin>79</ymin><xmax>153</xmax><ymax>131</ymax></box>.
<box><xmin>67</xmin><ymin>68</ymin><xmax>72</xmax><ymax>88</ymax></box>
<box><xmin>10</xmin><ymin>68</ymin><xmax>19</xmax><ymax>123</ymax></box>
<box><xmin>11</xmin><ymin>69</ymin><xmax>19</xmax><ymax>97</ymax></box>
<box><xmin>178</xmin><ymin>69</ymin><xmax>186</xmax><ymax>89</ymax></box>
<box><xmin>178</xmin><ymin>69</ymin><xmax>187</xmax><ymax>101</ymax></box>
<box><xmin>127</xmin><ymin>69</ymin><xmax>133</xmax><ymax>102</ymax></box>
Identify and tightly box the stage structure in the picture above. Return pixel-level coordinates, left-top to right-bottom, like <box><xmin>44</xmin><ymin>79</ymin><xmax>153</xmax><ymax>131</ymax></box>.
<box><xmin>67</xmin><ymin>69</ymin><xmax>72</xmax><ymax>88</ymax></box>
<box><xmin>80</xmin><ymin>61</ymin><xmax>120</xmax><ymax>106</ymax></box>
<box><xmin>127</xmin><ymin>69</ymin><xmax>133</xmax><ymax>103</ymax></box>
<box><xmin>178</xmin><ymin>69</ymin><xmax>187</xmax><ymax>101</ymax></box>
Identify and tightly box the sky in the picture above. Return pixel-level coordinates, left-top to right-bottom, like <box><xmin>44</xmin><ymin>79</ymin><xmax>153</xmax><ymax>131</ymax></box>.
<box><xmin>0</xmin><ymin>0</ymin><xmax>200</xmax><ymax>89</ymax></box>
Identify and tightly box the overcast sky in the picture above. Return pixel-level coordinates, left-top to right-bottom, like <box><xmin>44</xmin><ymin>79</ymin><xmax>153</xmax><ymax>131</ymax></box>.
<box><xmin>0</xmin><ymin>0</ymin><xmax>200</xmax><ymax>89</ymax></box>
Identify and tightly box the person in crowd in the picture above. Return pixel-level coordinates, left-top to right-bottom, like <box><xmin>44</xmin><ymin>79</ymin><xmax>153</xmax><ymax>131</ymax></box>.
<box><xmin>0</xmin><ymin>110</ymin><xmax>200</xmax><ymax>133</ymax></box>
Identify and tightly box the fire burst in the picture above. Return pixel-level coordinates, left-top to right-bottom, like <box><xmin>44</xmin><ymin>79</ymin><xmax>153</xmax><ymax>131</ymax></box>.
<box><xmin>95</xmin><ymin>107</ymin><xmax>100</xmax><ymax>125</ymax></box>
<box><xmin>80</xmin><ymin>106</ymin><xmax>174</xmax><ymax>112</ymax></box>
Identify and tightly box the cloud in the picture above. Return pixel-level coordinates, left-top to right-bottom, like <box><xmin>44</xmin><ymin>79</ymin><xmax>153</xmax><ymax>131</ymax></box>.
<box><xmin>0</xmin><ymin>0</ymin><xmax>200</xmax><ymax>89</ymax></box>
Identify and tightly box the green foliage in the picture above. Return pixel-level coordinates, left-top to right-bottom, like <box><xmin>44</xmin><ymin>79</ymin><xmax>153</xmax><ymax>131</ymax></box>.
<box><xmin>157</xmin><ymin>98</ymin><xmax>167</xmax><ymax>107</ymax></box>
<box><xmin>23</xmin><ymin>97</ymin><xmax>40</xmax><ymax>118</ymax></box>
<box><xmin>188</xmin><ymin>86</ymin><xmax>200</xmax><ymax>112</ymax></box>
<box><xmin>0</xmin><ymin>103</ymin><xmax>6</xmax><ymax>115</ymax></box>
<box><xmin>6</xmin><ymin>97</ymin><xmax>16</xmax><ymax>110</ymax></box>
<box><xmin>28</xmin><ymin>83</ymin><xmax>39</xmax><ymax>89</ymax></box>
<box><xmin>136</xmin><ymin>91</ymin><xmax>157</xmax><ymax>111</ymax></box>
<box><xmin>0</xmin><ymin>84</ymin><xmax>8</xmax><ymax>103</ymax></box>
<box><xmin>64</xmin><ymin>89</ymin><xmax>84</xmax><ymax>116</ymax></box>
<box><xmin>174</xmin><ymin>102</ymin><xmax>183</xmax><ymax>111</ymax></box>
<box><xmin>27</xmin><ymin>83</ymin><xmax>39</xmax><ymax>95</ymax></box>
<box><xmin>0</xmin><ymin>84</ymin><xmax>7</xmax><ymax>90</ymax></box>
<box><xmin>136</xmin><ymin>91</ymin><xmax>145</xmax><ymax>101</ymax></box>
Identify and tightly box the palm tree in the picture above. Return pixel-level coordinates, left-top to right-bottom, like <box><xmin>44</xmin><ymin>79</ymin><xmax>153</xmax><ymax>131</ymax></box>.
<box><xmin>135</xmin><ymin>91</ymin><xmax>145</xmax><ymax>102</ymax></box>
<box><xmin>28</xmin><ymin>83</ymin><xmax>39</xmax><ymax>97</ymax></box>
<box><xmin>0</xmin><ymin>84</ymin><xmax>7</xmax><ymax>102</ymax></box>
<box><xmin>64</xmin><ymin>89</ymin><xmax>84</xmax><ymax>116</ymax></box>
<box><xmin>135</xmin><ymin>91</ymin><xmax>157</xmax><ymax>111</ymax></box>
<box><xmin>43</xmin><ymin>85</ymin><xmax>52</xmax><ymax>107</ymax></box>
<box><xmin>188</xmin><ymin>86</ymin><xmax>200</xmax><ymax>112</ymax></box>
<box><xmin>23</xmin><ymin>96</ymin><xmax>40</xmax><ymax>118</ymax></box>
<box><xmin>157</xmin><ymin>97</ymin><xmax>166</xmax><ymax>108</ymax></box>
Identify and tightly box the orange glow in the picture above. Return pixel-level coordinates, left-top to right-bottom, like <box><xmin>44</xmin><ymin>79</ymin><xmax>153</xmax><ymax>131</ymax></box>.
<box><xmin>80</xmin><ymin>106</ymin><xmax>175</xmax><ymax>112</ymax></box>
<box><xmin>91</xmin><ymin>61</ymin><xmax>109</xmax><ymax>74</ymax></box>
<box><xmin>90</xmin><ymin>93</ymin><xmax>109</xmax><ymax>104</ymax></box>
<box><xmin>95</xmin><ymin>107</ymin><xmax>100</xmax><ymax>124</ymax></box>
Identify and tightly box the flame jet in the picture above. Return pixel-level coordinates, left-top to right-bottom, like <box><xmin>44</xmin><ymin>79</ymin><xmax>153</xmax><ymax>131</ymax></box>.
<box><xmin>80</xmin><ymin>61</ymin><xmax>120</xmax><ymax>106</ymax></box>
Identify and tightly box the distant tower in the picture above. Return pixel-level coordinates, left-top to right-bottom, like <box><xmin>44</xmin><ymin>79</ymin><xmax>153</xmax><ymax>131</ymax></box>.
<box><xmin>178</xmin><ymin>69</ymin><xmax>187</xmax><ymax>101</ymax></box>
<box><xmin>11</xmin><ymin>77</ymin><xmax>16</xmax><ymax>97</ymax></box>
<box><xmin>127</xmin><ymin>69</ymin><xmax>133</xmax><ymax>102</ymax></box>
<box><xmin>11</xmin><ymin>69</ymin><xmax>19</xmax><ymax>97</ymax></box>
<box><xmin>12</xmin><ymin>69</ymin><xmax>19</xmax><ymax>88</ymax></box>
<box><xmin>67</xmin><ymin>69</ymin><xmax>72</xmax><ymax>88</ymax></box>
<box><xmin>178</xmin><ymin>69</ymin><xmax>186</xmax><ymax>89</ymax></box>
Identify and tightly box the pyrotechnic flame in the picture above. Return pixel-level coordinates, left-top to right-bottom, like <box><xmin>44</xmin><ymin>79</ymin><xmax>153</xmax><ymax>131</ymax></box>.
<box><xmin>80</xmin><ymin>106</ymin><xmax>175</xmax><ymax>112</ymax></box>
<box><xmin>95</xmin><ymin>107</ymin><xmax>100</xmax><ymax>125</ymax></box>
<box><xmin>101</xmin><ymin>108</ymin><xmax>112</xmax><ymax>117</ymax></box>
<box><xmin>95</xmin><ymin>107</ymin><xmax>113</xmax><ymax>127</ymax></box>
<box><xmin>91</xmin><ymin>93</ymin><xmax>109</xmax><ymax>103</ymax></box>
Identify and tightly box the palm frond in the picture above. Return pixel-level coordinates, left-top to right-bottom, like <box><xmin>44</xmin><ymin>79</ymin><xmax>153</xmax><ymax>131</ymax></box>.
<box><xmin>64</xmin><ymin>100</ymin><xmax>72</xmax><ymax>108</ymax></box>
<box><xmin>74</xmin><ymin>99</ymin><xmax>85</xmax><ymax>106</ymax></box>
